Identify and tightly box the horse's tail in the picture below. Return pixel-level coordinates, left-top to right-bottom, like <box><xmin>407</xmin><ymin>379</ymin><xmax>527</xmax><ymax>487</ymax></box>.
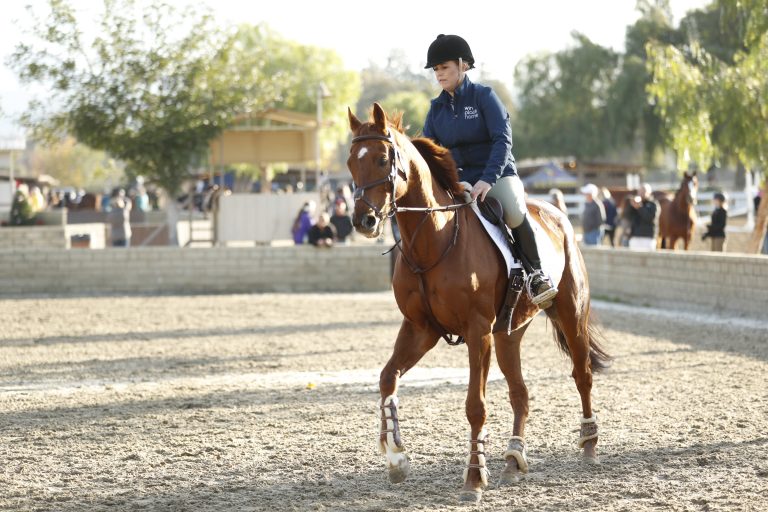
<box><xmin>551</xmin><ymin>301</ymin><xmax>612</xmax><ymax>374</ymax></box>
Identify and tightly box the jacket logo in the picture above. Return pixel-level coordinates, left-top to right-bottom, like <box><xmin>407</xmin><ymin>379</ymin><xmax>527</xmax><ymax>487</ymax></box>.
<box><xmin>464</xmin><ymin>106</ymin><xmax>479</xmax><ymax>120</ymax></box>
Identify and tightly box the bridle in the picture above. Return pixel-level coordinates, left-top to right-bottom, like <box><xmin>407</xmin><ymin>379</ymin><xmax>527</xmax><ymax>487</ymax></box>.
<box><xmin>350</xmin><ymin>129</ymin><xmax>475</xmax><ymax>347</ymax></box>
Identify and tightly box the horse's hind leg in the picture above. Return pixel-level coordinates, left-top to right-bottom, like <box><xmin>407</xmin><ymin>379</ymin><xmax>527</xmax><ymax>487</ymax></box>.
<box><xmin>549</xmin><ymin>299</ymin><xmax>600</xmax><ymax>463</ymax></box>
<box><xmin>379</xmin><ymin>319</ymin><xmax>439</xmax><ymax>483</ymax></box>
<box><xmin>494</xmin><ymin>322</ymin><xmax>532</xmax><ymax>485</ymax></box>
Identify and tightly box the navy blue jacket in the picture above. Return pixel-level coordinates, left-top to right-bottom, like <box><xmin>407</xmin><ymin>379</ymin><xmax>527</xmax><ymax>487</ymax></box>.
<box><xmin>423</xmin><ymin>77</ymin><xmax>517</xmax><ymax>186</ymax></box>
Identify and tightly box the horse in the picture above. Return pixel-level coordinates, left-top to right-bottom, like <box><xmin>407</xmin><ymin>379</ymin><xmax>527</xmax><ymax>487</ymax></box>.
<box><xmin>658</xmin><ymin>172</ymin><xmax>698</xmax><ymax>250</ymax></box>
<box><xmin>346</xmin><ymin>103</ymin><xmax>611</xmax><ymax>503</ymax></box>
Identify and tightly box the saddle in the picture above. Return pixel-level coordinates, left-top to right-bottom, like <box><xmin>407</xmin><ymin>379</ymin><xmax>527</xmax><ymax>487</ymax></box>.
<box><xmin>477</xmin><ymin>198</ymin><xmax>525</xmax><ymax>335</ymax></box>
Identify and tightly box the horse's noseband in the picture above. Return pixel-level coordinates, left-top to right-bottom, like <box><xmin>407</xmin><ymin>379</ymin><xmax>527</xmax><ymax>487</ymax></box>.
<box><xmin>351</xmin><ymin>132</ymin><xmax>406</xmax><ymax>219</ymax></box>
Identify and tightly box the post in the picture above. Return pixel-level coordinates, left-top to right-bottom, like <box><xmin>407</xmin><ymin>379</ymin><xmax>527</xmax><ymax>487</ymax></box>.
<box><xmin>315</xmin><ymin>82</ymin><xmax>331</xmax><ymax>194</ymax></box>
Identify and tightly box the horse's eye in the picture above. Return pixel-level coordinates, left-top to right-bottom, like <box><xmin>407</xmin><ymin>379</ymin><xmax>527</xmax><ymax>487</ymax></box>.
<box><xmin>379</xmin><ymin>156</ymin><xmax>388</xmax><ymax>167</ymax></box>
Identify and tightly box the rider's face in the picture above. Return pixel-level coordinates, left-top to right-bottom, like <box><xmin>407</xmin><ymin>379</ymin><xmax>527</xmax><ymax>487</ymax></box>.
<box><xmin>433</xmin><ymin>61</ymin><xmax>463</xmax><ymax>94</ymax></box>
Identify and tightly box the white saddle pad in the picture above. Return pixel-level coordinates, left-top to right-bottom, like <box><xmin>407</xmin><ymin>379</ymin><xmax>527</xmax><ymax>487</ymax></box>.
<box><xmin>469</xmin><ymin>202</ymin><xmax>565</xmax><ymax>287</ymax></box>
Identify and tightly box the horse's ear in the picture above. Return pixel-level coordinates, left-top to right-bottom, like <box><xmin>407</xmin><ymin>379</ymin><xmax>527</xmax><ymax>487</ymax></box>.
<box><xmin>372</xmin><ymin>102</ymin><xmax>387</xmax><ymax>131</ymax></box>
<box><xmin>348</xmin><ymin>107</ymin><xmax>362</xmax><ymax>133</ymax></box>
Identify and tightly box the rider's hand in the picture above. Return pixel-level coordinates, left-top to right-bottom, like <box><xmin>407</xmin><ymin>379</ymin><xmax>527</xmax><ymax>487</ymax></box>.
<box><xmin>471</xmin><ymin>180</ymin><xmax>492</xmax><ymax>202</ymax></box>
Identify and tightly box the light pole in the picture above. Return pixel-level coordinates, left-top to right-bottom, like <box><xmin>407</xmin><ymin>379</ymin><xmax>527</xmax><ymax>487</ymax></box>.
<box><xmin>315</xmin><ymin>82</ymin><xmax>331</xmax><ymax>192</ymax></box>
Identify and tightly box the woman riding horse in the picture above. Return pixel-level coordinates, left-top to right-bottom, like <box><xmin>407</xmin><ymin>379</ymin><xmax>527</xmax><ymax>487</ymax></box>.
<box><xmin>422</xmin><ymin>34</ymin><xmax>557</xmax><ymax>306</ymax></box>
<box><xmin>347</xmin><ymin>103</ymin><xmax>610</xmax><ymax>503</ymax></box>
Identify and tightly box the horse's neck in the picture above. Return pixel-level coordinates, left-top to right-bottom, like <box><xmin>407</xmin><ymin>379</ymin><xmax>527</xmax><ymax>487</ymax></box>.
<box><xmin>395</xmin><ymin>142</ymin><xmax>455</xmax><ymax>252</ymax></box>
<box><xmin>674</xmin><ymin>185</ymin><xmax>689</xmax><ymax>211</ymax></box>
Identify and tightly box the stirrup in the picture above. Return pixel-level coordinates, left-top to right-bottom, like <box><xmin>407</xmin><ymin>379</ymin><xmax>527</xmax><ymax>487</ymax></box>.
<box><xmin>526</xmin><ymin>270</ymin><xmax>558</xmax><ymax>306</ymax></box>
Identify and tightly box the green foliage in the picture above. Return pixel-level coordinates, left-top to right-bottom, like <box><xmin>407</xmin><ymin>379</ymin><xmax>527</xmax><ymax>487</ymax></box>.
<box><xmin>28</xmin><ymin>137</ymin><xmax>124</xmax><ymax>191</ymax></box>
<box><xmin>229</xmin><ymin>25</ymin><xmax>361</xmax><ymax>166</ymax></box>
<box><xmin>10</xmin><ymin>0</ymin><xmax>253</xmax><ymax>194</ymax></box>
<box><xmin>380</xmin><ymin>91</ymin><xmax>431</xmax><ymax>137</ymax></box>
<box><xmin>357</xmin><ymin>51</ymin><xmax>434</xmax><ymax>121</ymax></box>
<box><xmin>514</xmin><ymin>33</ymin><xmax>619</xmax><ymax>160</ymax></box>
<box><xmin>647</xmin><ymin>0</ymin><xmax>768</xmax><ymax>172</ymax></box>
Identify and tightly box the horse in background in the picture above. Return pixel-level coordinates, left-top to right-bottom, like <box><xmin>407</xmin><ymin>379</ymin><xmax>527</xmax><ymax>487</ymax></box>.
<box><xmin>658</xmin><ymin>172</ymin><xmax>698</xmax><ymax>250</ymax></box>
<box><xmin>346</xmin><ymin>103</ymin><xmax>610</xmax><ymax>503</ymax></box>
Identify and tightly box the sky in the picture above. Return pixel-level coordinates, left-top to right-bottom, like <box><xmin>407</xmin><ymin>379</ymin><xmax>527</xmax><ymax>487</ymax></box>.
<box><xmin>0</xmin><ymin>0</ymin><xmax>711</xmax><ymax>139</ymax></box>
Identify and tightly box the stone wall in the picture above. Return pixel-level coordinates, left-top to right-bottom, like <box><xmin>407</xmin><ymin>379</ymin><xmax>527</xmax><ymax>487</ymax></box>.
<box><xmin>0</xmin><ymin>245</ymin><xmax>391</xmax><ymax>295</ymax></box>
<box><xmin>581</xmin><ymin>246</ymin><xmax>768</xmax><ymax>318</ymax></box>
<box><xmin>1</xmin><ymin>244</ymin><xmax>766</xmax><ymax>321</ymax></box>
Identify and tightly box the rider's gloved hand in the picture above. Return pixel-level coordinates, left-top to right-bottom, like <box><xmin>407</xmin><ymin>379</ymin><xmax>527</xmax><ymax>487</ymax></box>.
<box><xmin>471</xmin><ymin>180</ymin><xmax>492</xmax><ymax>202</ymax></box>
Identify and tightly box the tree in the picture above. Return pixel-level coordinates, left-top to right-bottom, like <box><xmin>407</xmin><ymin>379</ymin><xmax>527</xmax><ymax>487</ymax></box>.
<box><xmin>380</xmin><ymin>91</ymin><xmax>431</xmax><ymax>137</ymax></box>
<box><xmin>514</xmin><ymin>33</ymin><xmax>619</xmax><ymax>160</ymax></box>
<box><xmin>27</xmin><ymin>137</ymin><xmax>124</xmax><ymax>191</ymax></box>
<box><xmin>646</xmin><ymin>0</ymin><xmax>768</xmax><ymax>251</ymax></box>
<box><xmin>230</xmin><ymin>25</ymin><xmax>361</xmax><ymax>171</ymax></box>
<box><xmin>357</xmin><ymin>51</ymin><xmax>434</xmax><ymax>121</ymax></box>
<box><xmin>10</xmin><ymin>0</ymin><xmax>258</xmax><ymax>243</ymax></box>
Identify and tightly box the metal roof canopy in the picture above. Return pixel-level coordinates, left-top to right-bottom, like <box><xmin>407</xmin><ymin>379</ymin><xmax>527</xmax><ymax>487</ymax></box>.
<box><xmin>209</xmin><ymin>109</ymin><xmax>319</xmax><ymax>166</ymax></box>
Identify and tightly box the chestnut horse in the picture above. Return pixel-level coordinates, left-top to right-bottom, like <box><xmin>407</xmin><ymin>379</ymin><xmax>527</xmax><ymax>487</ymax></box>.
<box><xmin>658</xmin><ymin>172</ymin><xmax>698</xmax><ymax>250</ymax></box>
<box><xmin>347</xmin><ymin>104</ymin><xmax>610</xmax><ymax>503</ymax></box>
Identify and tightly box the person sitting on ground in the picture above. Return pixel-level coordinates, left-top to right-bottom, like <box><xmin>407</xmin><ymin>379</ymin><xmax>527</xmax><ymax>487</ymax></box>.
<box><xmin>308</xmin><ymin>212</ymin><xmax>336</xmax><ymax>248</ymax></box>
<box><xmin>702</xmin><ymin>192</ymin><xmax>728</xmax><ymax>252</ymax></box>
<box><xmin>330</xmin><ymin>199</ymin><xmax>354</xmax><ymax>244</ymax></box>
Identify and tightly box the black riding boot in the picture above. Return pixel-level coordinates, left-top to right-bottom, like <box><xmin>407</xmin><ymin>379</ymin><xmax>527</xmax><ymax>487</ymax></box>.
<box><xmin>513</xmin><ymin>215</ymin><xmax>558</xmax><ymax>307</ymax></box>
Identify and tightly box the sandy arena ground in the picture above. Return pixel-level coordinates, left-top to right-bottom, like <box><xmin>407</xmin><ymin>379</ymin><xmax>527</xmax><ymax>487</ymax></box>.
<box><xmin>0</xmin><ymin>292</ymin><xmax>766</xmax><ymax>511</ymax></box>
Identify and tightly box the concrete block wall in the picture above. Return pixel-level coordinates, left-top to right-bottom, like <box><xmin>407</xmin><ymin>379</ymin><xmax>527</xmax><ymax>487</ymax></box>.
<box><xmin>0</xmin><ymin>245</ymin><xmax>391</xmax><ymax>295</ymax></box>
<box><xmin>0</xmin><ymin>226</ymin><xmax>69</xmax><ymax>250</ymax></box>
<box><xmin>581</xmin><ymin>246</ymin><xmax>768</xmax><ymax>318</ymax></box>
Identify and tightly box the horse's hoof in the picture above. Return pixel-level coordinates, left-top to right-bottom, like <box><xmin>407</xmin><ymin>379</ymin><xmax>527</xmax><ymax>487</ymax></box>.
<box><xmin>458</xmin><ymin>490</ymin><xmax>482</xmax><ymax>504</ymax></box>
<box><xmin>498</xmin><ymin>459</ymin><xmax>526</xmax><ymax>486</ymax></box>
<box><xmin>582</xmin><ymin>454</ymin><xmax>600</xmax><ymax>465</ymax></box>
<box><xmin>387</xmin><ymin>457</ymin><xmax>410</xmax><ymax>484</ymax></box>
<box><xmin>498</xmin><ymin>468</ymin><xmax>524</xmax><ymax>486</ymax></box>
<box><xmin>582</xmin><ymin>439</ymin><xmax>599</xmax><ymax>464</ymax></box>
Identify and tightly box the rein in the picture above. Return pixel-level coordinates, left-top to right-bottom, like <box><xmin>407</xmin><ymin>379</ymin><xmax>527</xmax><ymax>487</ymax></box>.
<box><xmin>351</xmin><ymin>131</ymin><xmax>474</xmax><ymax>346</ymax></box>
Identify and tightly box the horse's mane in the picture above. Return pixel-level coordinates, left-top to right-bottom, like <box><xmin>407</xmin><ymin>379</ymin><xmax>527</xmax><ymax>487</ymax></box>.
<box><xmin>359</xmin><ymin>109</ymin><xmax>464</xmax><ymax>196</ymax></box>
<box><xmin>410</xmin><ymin>137</ymin><xmax>464</xmax><ymax>196</ymax></box>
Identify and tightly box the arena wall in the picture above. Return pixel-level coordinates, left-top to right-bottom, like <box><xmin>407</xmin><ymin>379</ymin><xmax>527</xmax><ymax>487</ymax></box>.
<box><xmin>0</xmin><ymin>245</ymin><xmax>766</xmax><ymax>320</ymax></box>
<box><xmin>580</xmin><ymin>246</ymin><xmax>768</xmax><ymax>318</ymax></box>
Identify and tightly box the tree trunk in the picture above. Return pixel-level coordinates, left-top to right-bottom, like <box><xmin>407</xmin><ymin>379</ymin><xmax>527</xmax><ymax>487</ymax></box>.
<box><xmin>166</xmin><ymin>199</ymin><xmax>179</xmax><ymax>246</ymax></box>
<box><xmin>748</xmin><ymin>182</ymin><xmax>768</xmax><ymax>254</ymax></box>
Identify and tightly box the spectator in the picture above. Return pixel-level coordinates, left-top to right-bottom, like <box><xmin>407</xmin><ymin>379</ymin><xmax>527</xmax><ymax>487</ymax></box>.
<box><xmin>600</xmin><ymin>187</ymin><xmax>618</xmax><ymax>247</ymax></box>
<box><xmin>28</xmin><ymin>185</ymin><xmax>47</xmax><ymax>213</ymax></box>
<box><xmin>702</xmin><ymin>192</ymin><xmax>728</xmax><ymax>252</ymax></box>
<box><xmin>548</xmin><ymin>188</ymin><xmax>567</xmax><ymax>214</ymax></box>
<box><xmin>308</xmin><ymin>212</ymin><xmax>336</xmax><ymax>247</ymax></box>
<box><xmin>10</xmin><ymin>184</ymin><xmax>35</xmax><ymax>226</ymax></box>
<box><xmin>291</xmin><ymin>201</ymin><xmax>315</xmax><ymax>245</ymax></box>
<box><xmin>330</xmin><ymin>200</ymin><xmax>354</xmax><ymax>244</ymax></box>
<box><xmin>109</xmin><ymin>196</ymin><xmax>132</xmax><ymax>247</ymax></box>
<box><xmin>580</xmin><ymin>183</ymin><xmax>605</xmax><ymax>246</ymax></box>
<box><xmin>626</xmin><ymin>183</ymin><xmax>659</xmax><ymax>250</ymax></box>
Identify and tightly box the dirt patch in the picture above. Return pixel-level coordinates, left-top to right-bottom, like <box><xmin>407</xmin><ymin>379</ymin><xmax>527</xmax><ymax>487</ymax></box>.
<box><xmin>0</xmin><ymin>293</ymin><xmax>766</xmax><ymax>511</ymax></box>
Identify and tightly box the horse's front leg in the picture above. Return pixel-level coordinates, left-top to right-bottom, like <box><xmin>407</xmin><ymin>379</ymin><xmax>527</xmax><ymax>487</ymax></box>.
<box><xmin>379</xmin><ymin>318</ymin><xmax>439</xmax><ymax>484</ymax></box>
<box><xmin>460</xmin><ymin>331</ymin><xmax>493</xmax><ymax>503</ymax></box>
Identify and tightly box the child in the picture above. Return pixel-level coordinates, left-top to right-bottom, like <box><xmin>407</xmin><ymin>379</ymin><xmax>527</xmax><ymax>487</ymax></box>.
<box><xmin>702</xmin><ymin>192</ymin><xmax>727</xmax><ymax>252</ymax></box>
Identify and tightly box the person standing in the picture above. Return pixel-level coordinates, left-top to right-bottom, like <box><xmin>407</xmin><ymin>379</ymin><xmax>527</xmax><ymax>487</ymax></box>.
<box><xmin>580</xmin><ymin>183</ymin><xmax>605</xmax><ymax>246</ymax></box>
<box><xmin>702</xmin><ymin>192</ymin><xmax>728</xmax><ymax>252</ymax></box>
<box><xmin>626</xmin><ymin>184</ymin><xmax>659</xmax><ymax>250</ymax></box>
<box><xmin>600</xmin><ymin>187</ymin><xmax>618</xmax><ymax>247</ymax></box>
<box><xmin>422</xmin><ymin>34</ymin><xmax>557</xmax><ymax>306</ymax></box>
<box><xmin>109</xmin><ymin>196</ymin><xmax>132</xmax><ymax>247</ymax></box>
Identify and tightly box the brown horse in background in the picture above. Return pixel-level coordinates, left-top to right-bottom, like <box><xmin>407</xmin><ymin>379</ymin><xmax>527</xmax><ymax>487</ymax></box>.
<box><xmin>658</xmin><ymin>172</ymin><xmax>698</xmax><ymax>250</ymax></box>
<box><xmin>346</xmin><ymin>103</ymin><xmax>610</xmax><ymax>503</ymax></box>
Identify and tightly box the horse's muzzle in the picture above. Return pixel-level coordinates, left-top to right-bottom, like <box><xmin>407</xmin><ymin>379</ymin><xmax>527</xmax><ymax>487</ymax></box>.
<box><xmin>354</xmin><ymin>213</ymin><xmax>381</xmax><ymax>238</ymax></box>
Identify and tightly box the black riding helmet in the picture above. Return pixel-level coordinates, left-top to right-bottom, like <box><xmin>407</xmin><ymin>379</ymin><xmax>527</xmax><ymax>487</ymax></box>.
<box><xmin>424</xmin><ymin>34</ymin><xmax>475</xmax><ymax>69</ymax></box>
